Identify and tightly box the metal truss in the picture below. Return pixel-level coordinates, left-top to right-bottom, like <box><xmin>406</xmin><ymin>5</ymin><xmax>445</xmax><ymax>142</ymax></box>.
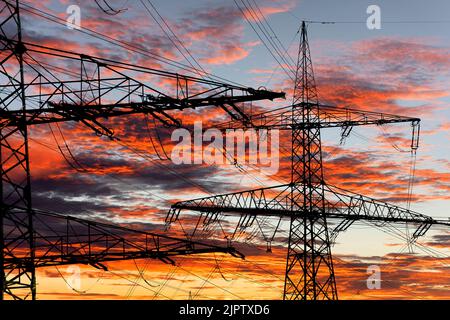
<box><xmin>0</xmin><ymin>40</ymin><xmax>284</xmax><ymax>136</ymax></box>
<box><xmin>215</xmin><ymin>104</ymin><xmax>420</xmax><ymax>130</ymax></box>
<box><xmin>165</xmin><ymin>21</ymin><xmax>448</xmax><ymax>300</ymax></box>
<box><xmin>167</xmin><ymin>183</ymin><xmax>449</xmax><ymax>232</ymax></box>
<box><xmin>6</xmin><ymin>208</ymin><xmax>242</xmax><ymax>268</ymax></box>
<box><xmin>0</xmin><ymin>0</ymin><xmax>283</xmax><ymax>299</ymax></box>
<box><xmin>3</xmin><ymin>207</ymin><xmax>243</xmax><ymax>300</ymax></box>
<box><xmin>0</xmin><ymin>0</ymin><xmax>35</xmax><ymax>300</ymax></box>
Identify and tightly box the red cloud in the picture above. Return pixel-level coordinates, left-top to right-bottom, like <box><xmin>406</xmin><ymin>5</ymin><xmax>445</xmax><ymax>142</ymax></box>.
<box><xmin>9</xmin><ymin>1</ymin><xmax>449</xmax><ymax>301</ymax></box>
<box><xmin>242</xmin><ymin>1</ymin><xmax>296</xmax><ymax>22</ymax></box>
<box><xmin>201</xmin><ymin>43</ymin><xmax>251</xmax><ymax>65</ymax></box>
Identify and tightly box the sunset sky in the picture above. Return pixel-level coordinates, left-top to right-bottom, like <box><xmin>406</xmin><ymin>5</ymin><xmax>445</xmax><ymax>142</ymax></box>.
<box><xmin>13</xmin><ymin>0</ymin><xmax>450</xmax><ymax>299</ymax></box>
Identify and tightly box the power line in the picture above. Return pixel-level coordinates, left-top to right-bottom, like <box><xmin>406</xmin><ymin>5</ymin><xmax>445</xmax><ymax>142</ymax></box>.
<box><xmin>20</xmin><ymin>1</ymin><xmax>245</xmax><ymax>87</ymax></box>
<box><xmin>240</xmin><ymin>0</ymin><xmax>296</xmax><ymax>70</ymax></box>
<box><xmin>140</xmin><ymin>0</ymin><xmax>212</xmax><ymax>82</ymax></box>
<box><xmin>107</xmin><ymin>266</ymin><xmax>175</xmax><ymax>300</ymax></box>
<box><xmin>288</xmin><ymin>13</ymin><xmax>450</xmax><ymax>25</ymax></box>
<box><xmin>28</xmin><ymin>122</ymin><xmax>171</xmax><ymax>203</ymax></box>
<box><xmin>22</xmin><ymin>52</ymin><xmax>216</xmax><ymax>203</ymax></box>
<box><xmin>94</xmin><ymin>0</ymin><xmax>128</xmax><ymax>15</ymax></box>
<box><xmin>249</xmin><ymin>0</ymin><xmax>296</xmax><ymax>65</ymax></box>
<box><xmin>233</xmin><ymin>0</ymin><xmax>295</xmax><ymax>81</ymax></box>
<box><xmin>264</xmin><ymin>28</ymin><xmax>300</xmax><ymax>87</ymax></box>
<box><xmin>177</xmin><ymin>263</ymin><xmax>244</xmax><ymax>299</ymax></box>
<box><xmin>113</xmin><ymin>139</ymin><xmax>214</xmax><ymax>196</ymax></box>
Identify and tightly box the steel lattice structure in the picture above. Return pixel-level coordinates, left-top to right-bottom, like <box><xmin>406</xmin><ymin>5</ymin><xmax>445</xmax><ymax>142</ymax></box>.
<box><xmin>166</xmin><ymin>21</ymin><xmax>450</xmax><ymax>300</ymax></box>
<box><xmin>0</xmin><ymin>0</ymin><xmax>284</xmax><ymax>299</ymax></box>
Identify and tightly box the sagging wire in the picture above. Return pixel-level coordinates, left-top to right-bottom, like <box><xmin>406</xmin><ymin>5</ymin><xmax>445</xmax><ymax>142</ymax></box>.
<box><xmin>378</xmin><ymin>125</ymin><xmax>410</xmax><ymax>153</ymax></box>
<box><xmin>333</xmin><ymin>222</ymin><xmax>446</xmax><ymax>299</ymax></box>
<box><xmin>140</xmin><ymin>0</ymin><xmax>212</xmax><ymax>84</ymax></box>
<box><xmin>389</xmin><ymin>223</ymin><xmax>450</xmax><ymax>263</ymax></box>
<box><xmin>192</xmin><ymin>260</ymin><xmax>219</xmax><ymax>299</ymax></box>
<box><xmin>125</xmin><ymin>258</ymin><xmax>200</xmax><ymax>299</ymax></box>
<box><xmin>152</xmin><ymin>117</ymin><xmax>171</xmax><ymax>160</ymax></box>
<box><xmin>378</xmin><ymin>124</ymin><xmax>419</xmax><ymax>210</ymax></box>
<box><xmin>126</xmin><ymin>258</ymin><xmax>160</xmax><ymax>299</ymax></box>
<box><xmin>369</xmin><ymin>221</ymin><xmax>450</xmax><ymax>268</ymax></box>
<box><xmin>152</xmin><ymin>264</ymin><xmax>179</xmax><ymax>300</ymax></box>
<box><xmin>406</xmin><ymin>150</ymin><xmax>417</xmax><ymax>210</ymax></box>
<box><xmin>107</xmin><ymin>266</ymin><xmax>174</xmax><ymax>299</ymax></box>
<box><xmin>94</xmin><ymin>0</ymin><xmax>129</xmax><ymax>15</ymax></box>
<box><xmin>234</xmin><ymin>0</ymin><xmax>295</xmax><ymax>81</ymax></box>
<box><xmin>173</xmin><ymin>254</ymin><xmax>238</xmax><ymax>299</ymax></box>
<box><xmin>55</xmin><ymin>122</ymin><xmax>88</xmax><ymax>169</ymax></box>
<box><xmin>214</xmin><ymin>252</ymin><xmax>233</xmax><ymax>282</ymax></box>
<box><xmin>144</xmin><ymin>114</ymin><xmax>171</xmax><ymax>161</ymax></box>
<box><xmin>404</xmin><ymin>149</ymin><xmax>418</xmax><ymax>252</ymax></box>
<box><xmin>20</xmin><ymin>2</ymin><xmax>246</xmax><ymax>86</ymax></box>
<box><xmin>356</xmin><ymin>125</ymin><xmax>419</xmax><ymax>211</ymax></box>
<box><xmin>31</xmin><ymin>127</ymin><xmax>170</xmax><ymax>204</ymax></box>
<box><xmin>177</xmin><ymin>261</ymin><xmax>243</xmax><ymax>299</ymax></box>
<box><xmin>54</xmin><ymin>265</ymin><xmax>105</xmax><ymax>295</ymax></box>
<box><xmin>47</xmin><ymin>123</ymin><xmax>87</xmax><ymax>173</ymax></box>
<box><xmin>144</xmin><ymin>115</ymin><xmax>164</xmax><ymax>160</ymax></box>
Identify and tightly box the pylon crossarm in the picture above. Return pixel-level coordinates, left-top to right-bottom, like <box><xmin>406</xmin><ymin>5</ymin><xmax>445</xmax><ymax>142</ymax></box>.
<box><xmin>323</xmin><ymin>184</ymin><xmax>441</xmax><ymax>224</ymax></box>
<box><xmin>211</xmin><ymin>103</ymin><xmax>420</xmax><ymax>131</ymax></box>
<box><xmin>166</xmin><ymin>182</ymin><xmax>448</xmax><ymax>234</ymax></box>
<box><xmin>165</xmin><ymin>183</ymin><xmax>293</xmax><ymax>224</ymax></box>
<box><xmin>0</xmin><ymin>82</ymin><xmax>284</xmax><ymax>130</ymax></box>
<box><xmin>322</xmin><ymin>184</ymin><xmax>449</xmax><ymax>241</ymax></box>
<box><xmin>0</xmin><ymin>39</ymin><xmax>285</xmax><ymax>132</ymax></box>
<box><xmin>3</xmin><ymin>208</ymin><xmax>244</xmax><ymax>270</ymax></box>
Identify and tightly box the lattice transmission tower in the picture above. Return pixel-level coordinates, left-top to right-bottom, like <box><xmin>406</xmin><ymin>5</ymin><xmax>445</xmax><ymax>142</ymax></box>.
<box><xmin>166</xmin><ymin>21</ymin><xmax>450</xmax><ymax>300</ymax></box>
<box><xmin>0</xmin><ymin>0</ymin><xmax>285</xmax><ymax>299</ymax></box>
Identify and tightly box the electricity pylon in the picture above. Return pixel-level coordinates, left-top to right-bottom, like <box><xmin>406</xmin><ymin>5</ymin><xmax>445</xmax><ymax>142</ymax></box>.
<box><xmin>0</xmin><ymin>0</ymin><xmax>283</xmax><ymax>299</ymax></box>
<box><xmin>165</xmin><ymin>21</ymin><xmax>450</xmax><ymax>300</ymax></box>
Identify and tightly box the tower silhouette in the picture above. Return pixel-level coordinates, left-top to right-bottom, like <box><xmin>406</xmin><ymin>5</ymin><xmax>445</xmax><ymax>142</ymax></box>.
<box><xmin>166</xmin><ymin>21</ymin><xmax>450</xmax><ymax>300</ymax></box>
<box><xmin>0</xmin><ymin>0</ymin><xmax>282</xmax><ymax>299</ymax></box>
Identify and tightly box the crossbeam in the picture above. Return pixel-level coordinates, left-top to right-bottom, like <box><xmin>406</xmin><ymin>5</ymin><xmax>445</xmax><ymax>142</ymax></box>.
<box><xmin>166</xmin><ymin>183</ymin><xmax>448</xmax><ymax>227</ymax></box>
<box><xmin>4</xmin><ymin>208</ymin><xmax>243</xmax><ymax>269</ymax></box>
<box><xmin>214</xmin><ymin>104</ymin><xmax>420</xmax><ymax>130</ymax></box>
<box><xmin>3</xmin><ymin>207</ymin><xmax>242</xmax><ymax>299</ymax></box>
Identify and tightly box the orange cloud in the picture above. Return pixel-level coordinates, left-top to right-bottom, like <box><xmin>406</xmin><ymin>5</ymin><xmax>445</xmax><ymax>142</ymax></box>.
<box><xmin>201</xmin><ymin>43</ymin><xmax>251</xmax><ymax>65</ymax></box>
